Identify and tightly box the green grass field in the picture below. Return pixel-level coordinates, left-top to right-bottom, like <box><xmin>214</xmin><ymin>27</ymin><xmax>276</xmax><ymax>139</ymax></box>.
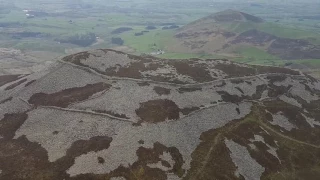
<box><xmin>12</xmin><ymin>39</ymin><xmax>70</xmax><ymax>53</ymax></box>
<box><xmin>121</xmin><ymin>29</ymin><xmax>176</xmax><ymax>53</ymax></box>
<box><xmin>231</xmin><ymin>46</ymin><xmax>282</xmax><ymax>65</ymax></box>
<box><xmin>231</xmin><ymin>46</ymin><xmax>320</xmax><ymax>68</ymax></box>
<box><xmin>290</xmin><ymin>59</ymin><xmax>320</xmax><ymax>68</ymax></box>
<box><xmin>120</xmin><ymin>28</ymin><xmax>320</xmax><ymax>70</ymax></box>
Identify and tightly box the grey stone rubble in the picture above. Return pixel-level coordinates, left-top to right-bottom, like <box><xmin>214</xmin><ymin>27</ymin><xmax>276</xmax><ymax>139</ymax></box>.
<box><xmin>251</xmin><ymin>135</ymin><xmax>280</xmax><ymax>162</ymax></box>
<box><xmin>274</xmin><ymin>77</ymin><xmax>319</xmax><ymax>102</ymax></box>
<box><xmin>67</xmin><ymin>102</ymin><xmax>252</xmax><ymax>176</ymax></box>
<box><xmin>69</xmin><ymin>75</ymin><xmax>266</xmax><ymax>121</ymax></box>
<box><xmin>225</xmin><ymin>139</ymin><xmax>265</xmax><ymax>180</ymax></box>
<box><xmin>110</xmin><ymin>177</ymin><xmax>126</xmax><ymax>180</ymax></box>
<box><xmin>0</xmin><ymin>62</ymin><xmax>64</xmax><ymax>100</ymax></box>
<box><xmin>15</xmin><ymin>108</ymin><xmax>130</xmax><ymax>162</ymax></box>
<box><xmin>0</xmin><ymin>97</ymin><xmax>30</xmax><ymax>119</ymax></box>
<box><xmin>81</xmin><ymin>50</ymin><xmax>137</xmax><ymax>71</ymax></box>
<box><xmin>270</xmin><ymin>111</ymin><xmax>297</xmax><ymax>131</ymax></box>
<box><xmin>302</xmin><ymin>114</ymin><xmax>320</xmax><ymax>128</ymax></box>
<box><xmin>16</xmin><ymin>63</ymin><xmax>107</xmax><ymax>100</ymax></box>
<box><xmin>279</xmin><ymin>95</ymin><xmax>302</xmax><ymax>108</ymax></box>
<box><xmin>147</xmin><ymin>152</ymin><xmax>176</xmax><ymax>172</ymax></box>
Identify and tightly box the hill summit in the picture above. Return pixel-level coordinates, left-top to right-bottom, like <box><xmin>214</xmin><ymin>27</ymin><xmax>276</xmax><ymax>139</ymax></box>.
<box><xmin>203</xmin><ymin>9</ymin><xmax>264</xmax><ymax>23</ymax></box>
<box><xmin>178</xmin><ymin>9</ymin><xmax>263</xmax><ymax>32</ymax></box>
<box><xmin>172</xmin><ymin>10</ymin><xmax>320</xmax><ymax>60</ymax></box>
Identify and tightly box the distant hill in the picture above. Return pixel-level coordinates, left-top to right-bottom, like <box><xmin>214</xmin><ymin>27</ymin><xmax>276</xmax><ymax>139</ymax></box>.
<box><xmin>172</xmin><ymin>10</ymin><xmax>320</xmax><ymax>60</ymax></box>
<box><xmin>194</xmin><ymin>9</ymin><xmax>264</xmax><ymax>24</ymax></box>
<box><xmin>1</xmin><ymin>49</ymin><xmax>320</xmax><ymax>179</ymax></box>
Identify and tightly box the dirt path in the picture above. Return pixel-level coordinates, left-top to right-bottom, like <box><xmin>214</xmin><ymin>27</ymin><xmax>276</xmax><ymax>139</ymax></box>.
<box><xmin>38</xmin><ymin>106</ymin><xmax>134</xmax><ymax>123</ymax></box>
<box><xmin>190</xmin><ymin>133</ymin><xmax>222</xmax><ymax>180</ymax></box>
<box><xmin>260</xmin><ymin>120</ymin><xmax>320</xmax><ymax>149</ymax></box>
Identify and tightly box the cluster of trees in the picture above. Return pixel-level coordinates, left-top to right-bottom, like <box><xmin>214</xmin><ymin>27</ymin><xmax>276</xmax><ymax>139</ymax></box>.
<box><xmin>146</xmin><ymin>26</ymin><xmax>157</xmax><ymax>30</ymax></box>
<box><xmin>135</xmin><ymin>31</ymin><xmax>149</xmax><ymax>36</ymax></box>
<box><xmin>135</xmin><ymin>32</ymin><xmax>144</xmax><ymax>36</ymax></box>
<box><xmin>12</xmin><ymin>32</ymin><xmax>47</xmax><ymax>39</ymax></box>
<box><xmin>162</xmin><ymin>25</ymin><xmax>179</xmax><ymax>30</ymax></box>
<box><xmin>160</xmin><ymin>23</ymin><xmax>176</xmax><ymax>26</ymax></box>
<box><xmin>111</xmin><ymin>37</ymin><xmax>124</xmax><ymax>45</ymax></box>
<box><xmin>56</xmin><ymin>32</ymin><xmax>96</xmax><ymax>47</ymax></box>
<box><xmin>111</xmin><ymin>27</ymin><xmax>133</xmax><ymax>34</ymax></box>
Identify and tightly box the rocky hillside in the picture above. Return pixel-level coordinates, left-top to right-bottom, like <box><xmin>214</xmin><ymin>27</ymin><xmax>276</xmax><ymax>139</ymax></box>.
<box><xmin>0</xmin><ymin>49</ymin><xmax>320</xmax><ymax>180</ymax></box>
<box><xmin>0</xmin><ymin>48</ymin><xmax>60</xmax><ymax>75</ymax></box>
<box><xmin>173</xmin><ymin>10</ymin><xmax>320</xmax><ymax>60</ymax></box>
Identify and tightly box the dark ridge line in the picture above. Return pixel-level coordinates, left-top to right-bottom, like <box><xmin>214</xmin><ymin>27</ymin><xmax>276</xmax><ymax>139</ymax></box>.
<box><xmin>65</xmin><ymin>48</ymin><xmax>303</xmax><ymax>73</ymax></box>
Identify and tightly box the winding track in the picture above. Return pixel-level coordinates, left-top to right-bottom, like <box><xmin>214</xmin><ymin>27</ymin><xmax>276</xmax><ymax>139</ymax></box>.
<box><xmin>58</xmin><ymin>59</ymin><xmax>305</xmax><ymax>87</ymax></box>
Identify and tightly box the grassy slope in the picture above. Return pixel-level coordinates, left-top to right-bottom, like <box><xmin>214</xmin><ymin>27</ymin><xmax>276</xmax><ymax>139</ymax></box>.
<box><xmin>231</xmin><ymin>46</ymin><xmax>282</xmax><ymax>66</ymax></box>
<box><xmin>13</xmin><ymin>40</ymin><xmax>67</xmax><ymax>53</ymax></box>
<box><xmin>120</xmin><ymin>27</ymin><xmax>320</xmax><ymax>68</ymax></box>
<box><xmin>218</xmin><ymin>21</ymin><xmax>320</xmax><ymax>68</ymax></box>
<box><xmin>221</xmin><ymin>21</ymin><xmax>320</xmax><ymax>40</ymax></box>
<box><xmin>121</xmin><ymin>29</ymin><xmax>176</xmax><ymax>53</ymax></box>
<box><xmin>291</xmin><ymin>59</ymin><xmax>320</xmax><ymax>68</ymax></box>
<box><xmin>120</xmin><ymin>28</ymin><xmax>227</xmax><ymax>59</ymax></box>
<box><xmin>231</xmin><ymin>46</ymin><xmax>320</xmax><ymax>68</ymax></box>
